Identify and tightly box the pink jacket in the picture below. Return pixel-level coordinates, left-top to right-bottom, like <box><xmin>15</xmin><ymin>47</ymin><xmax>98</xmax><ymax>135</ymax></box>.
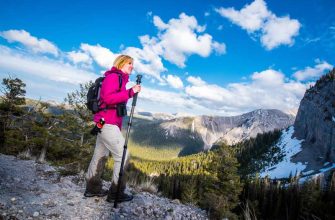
<box><xmin>93</xmin><ymin>67</ymin><xmax>135</xmax><ymax>129</ymax></box>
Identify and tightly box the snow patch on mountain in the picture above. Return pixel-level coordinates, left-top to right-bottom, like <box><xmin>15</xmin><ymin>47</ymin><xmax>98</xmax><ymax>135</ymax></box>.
<box><xmin>261</xmin><ymin>126</ymin><xmax>335</xmax><ymax>180</ymax></box>
<box><xmin>261</xmin><ymin>126</ymin><xmax>306</xmax><ymax>179</ymax></box>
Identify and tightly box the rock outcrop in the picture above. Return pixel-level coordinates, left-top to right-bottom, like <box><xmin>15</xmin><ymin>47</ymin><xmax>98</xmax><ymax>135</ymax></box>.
<box><xmin>0</xmin><ymin>154</ymin><xmax>208</xmax><ymax>220</ymax></box>
<box><xmin>293</xmin><ymin>69</ymin><xmax>335</xmax><ymax>169</ymax></box>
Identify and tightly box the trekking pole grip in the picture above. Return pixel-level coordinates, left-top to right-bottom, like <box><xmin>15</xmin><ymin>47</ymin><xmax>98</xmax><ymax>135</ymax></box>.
<box><xmin>132</xmin><ymin>74</ymin><xmax>142</xmax><ymax>106</ymax></box>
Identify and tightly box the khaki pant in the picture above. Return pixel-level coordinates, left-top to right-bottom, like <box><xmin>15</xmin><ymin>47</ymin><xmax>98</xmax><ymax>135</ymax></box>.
<box><xmin>86</xmin><ymin>124</ymin><xmax>129</xmax><ymax>191</ymax></box>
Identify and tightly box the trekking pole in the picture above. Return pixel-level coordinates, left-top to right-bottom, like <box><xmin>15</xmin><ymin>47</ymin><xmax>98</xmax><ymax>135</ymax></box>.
<box><xmin>114</xmin><ymin>74</ymin><xmax>142</xmax><ymax>208</ymax></box>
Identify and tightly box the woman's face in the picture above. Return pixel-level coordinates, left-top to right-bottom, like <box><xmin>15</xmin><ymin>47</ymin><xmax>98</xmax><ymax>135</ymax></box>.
<box><xmin>121</xmin><ymin>60</ymin><xmax>134</xmax><ymax>75</ymax></box>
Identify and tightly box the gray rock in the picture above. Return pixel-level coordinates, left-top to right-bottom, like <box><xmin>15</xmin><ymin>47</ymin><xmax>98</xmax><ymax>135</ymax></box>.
<box><xmin>33</xmin><ymin>211</ymin><xmax>39</xmax><ymax>217</ymax></box>
<box><xmin>0</xmin><ymin>154</ymin><xmax>209</xmax><ymax>220</ymax></box>
<box><xmin>293</xmin><ymin>69</ymin><xmax>335</xmax><ymax>170</ymax></box>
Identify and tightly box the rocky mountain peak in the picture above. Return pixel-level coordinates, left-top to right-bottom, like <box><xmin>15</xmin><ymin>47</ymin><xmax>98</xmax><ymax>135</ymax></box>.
<box><xmin>195</xmin><ymin>109</ymin><xmax>294</xmax><ymax>148</ymax></box>
<box><xmin>293</xmin><ymin>68</ymin><xmax>335</xmax><ymax>169</ymax></box>
<box><xmin>159</xmin><ymin>109</ymin><xmax>294</xmax><ymax>151</ymax></box>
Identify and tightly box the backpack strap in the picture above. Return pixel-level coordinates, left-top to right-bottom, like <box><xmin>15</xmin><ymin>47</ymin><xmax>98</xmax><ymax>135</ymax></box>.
<box><xmin>116</xmin><ymin>72</ymin><xmax>122</xmax><ymax>91</ymax></box>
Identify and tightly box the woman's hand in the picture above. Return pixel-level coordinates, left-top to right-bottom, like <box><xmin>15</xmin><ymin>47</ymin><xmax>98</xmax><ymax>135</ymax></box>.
<box><xmin>132</xmin><ymin>84</ymin><xmax>141</xmax><ymax>93</ymax></box>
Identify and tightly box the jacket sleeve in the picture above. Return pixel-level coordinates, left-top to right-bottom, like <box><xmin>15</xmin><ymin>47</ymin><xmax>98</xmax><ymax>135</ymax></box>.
<box><xmin>100</xmin><ymin>74</ymin><xmax>134</xmax><ymax>105</ymax></box>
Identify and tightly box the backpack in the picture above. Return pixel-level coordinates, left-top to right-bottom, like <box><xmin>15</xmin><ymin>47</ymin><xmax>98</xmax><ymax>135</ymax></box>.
<box><xmin>86</xmin><ymin>73</ymin><xmax>122</xmax><ymax>114</ymax></box>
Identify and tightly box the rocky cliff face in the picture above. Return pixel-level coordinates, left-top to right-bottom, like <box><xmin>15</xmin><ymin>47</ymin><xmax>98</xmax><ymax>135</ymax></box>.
<box><xmin>160</xmin><ymin>109</ymin><xmax>294</xmax><ymax>150</ymax></box>
<box><xmin>293</xmin><ymin>69</ymin><xmax>335</xmax><ymax>169</ymax></box>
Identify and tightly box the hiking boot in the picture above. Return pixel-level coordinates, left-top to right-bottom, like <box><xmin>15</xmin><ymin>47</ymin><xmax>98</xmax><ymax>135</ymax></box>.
<box><xmin>84</xmin><ymin>189</ymin><xmax>108</xmax><ymax>197</ymax></box>
<box><xmin>106</xmin><ymin>192</ymin><xmax>133</xmax><ymax>203</ymax></box>
<box><xmin>106</xmin><ymin>182</ymin><xmax>133</xmax><ymax>203</ymax></box>
<box><xmin>84</xmin><ymin>178</ymin><xmax>108</xmax><ymax>197</ymax></box>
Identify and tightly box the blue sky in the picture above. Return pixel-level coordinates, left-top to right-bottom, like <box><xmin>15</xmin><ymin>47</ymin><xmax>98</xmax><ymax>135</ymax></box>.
<box><xmin>0</xmin><ymin>0</ymin><xmax>334</xmax><ymax>116</ymax></box>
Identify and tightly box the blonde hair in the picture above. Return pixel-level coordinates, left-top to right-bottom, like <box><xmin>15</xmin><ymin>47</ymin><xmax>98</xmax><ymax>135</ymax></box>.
<box><xmin>113</xmin><ymin>55</ymin><xmax>133</xmax><ymax>70</ymax></box>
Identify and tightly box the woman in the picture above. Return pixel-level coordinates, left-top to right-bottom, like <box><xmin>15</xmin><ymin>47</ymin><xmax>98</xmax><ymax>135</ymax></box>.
<box><xmin>84</xmin><ymin>54</ymin><xmax>141</xmax><ymax>203</ymax></box>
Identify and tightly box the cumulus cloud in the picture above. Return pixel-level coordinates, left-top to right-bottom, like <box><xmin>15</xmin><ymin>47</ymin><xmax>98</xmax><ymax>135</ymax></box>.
<box><xmin>57</xmin><ymin>13</ymin><xmax>226</xmax><ymax>82</ymax></box>
<box><xmin>185</xmin><ymin>69</ymin><xmax>308</xmax><ymax>115</ymax></box>
<box><xmin>293</xmin><ymin>60</ymin><xmax>333</xmax><ymax>81</ymax></box>
<box><xmin>139</xmin><ymin>86</ymin><xmax>210</xmax><ymax>114</ymax></box>
<box><xmin>146</xmin><ymin>13</ymin><xmax>226</xmax><ymax>67</ymax></box>
<box><xmin>251</xmin><ymin>69</ymin><xmax>285</xmax><ymax>86</ymax></box>
<box><xmin>163</xmin><ymin>74</ymin><xmax>184</xmax><ymax>89</ymax></box>
<box><xmin>80</xmin><ymin>43</ymin><xmax>117</xmax><ymax>69</ymax></box>
<box><xmin>120</xmin><ymin>13</ymin><xmax>226</xmax><ymax>80</ymax></box>
<box><xmin>67</xmin><ymin>51</ymin><xmax>92</xmax><ymax>65</ymax></box>
<box><xmin>0</xmin><ymin>29</ymin><xmax>59</xmax><ymax>56</ymax></box>
<box><xmin>215</xmin><ymin>0</ymin><xmax>269</xmax><ymax>32</ymax></box>
<box><xmin>123</xmin><ymin>37</ymin><xmax>166</xmax><ymax>81</ymax></box>
<box><xmin>129</xmin><ymin>67</ymin><xmax>314</xmax><ymax>116</ymax></box>
<box><xmin>261</xmin><ymin>16</ymin><xmax>300</xmax><ymax>50</ymax></box>
<box><xmin>0</xmin><ymin>45</ymin><xmax>96</xmax><ymax>85</ymax></box>
<box><xmin>187</xmin><ymin>76</ymin><xmax>206</xmax><ymax>86</ymax></box>
<box><xmin>215</xmin><ymin>0</ymin><xmax>301</xmax><ymax>50</ymax></box>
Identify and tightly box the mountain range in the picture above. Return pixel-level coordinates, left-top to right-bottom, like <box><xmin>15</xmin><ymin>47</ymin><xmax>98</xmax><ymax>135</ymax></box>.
<box><xmin>131</xmin><ymin>109</ymin><xmax>294</xmax><ymax>155</ymax></box>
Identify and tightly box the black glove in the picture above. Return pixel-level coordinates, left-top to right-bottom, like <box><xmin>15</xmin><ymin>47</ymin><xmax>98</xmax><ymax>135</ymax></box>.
<box><xmin>90</xmin><ymin>118</ymin><xmax>105</xmax><ymax>136</ymax></box>
<box><xmin>90</xmin><ymin>125</ymin><xmax>101</xmax><ymax>135</ymax></box>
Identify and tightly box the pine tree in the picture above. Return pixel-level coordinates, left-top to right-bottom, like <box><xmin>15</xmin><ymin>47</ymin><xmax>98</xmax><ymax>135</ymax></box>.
<box><xmin>181</xmin><ymin>176</ymin><xmax>198</xmax><ymax>205</ymax></box>
<box><xmin>202</xmin><ymin>144</ymin><xmax>243</xmax><ymax>219</ymax></box>
<box><xmin>0</xmin><ymin>76</ymin><xmax>26</xmax><ymax>150</ymax></box>
<box><xmin>0</xmin><ymin>76</ymin><xmax>26</xmax><ymax>125</ymax></box>
<box><xmin>0</xmin><ymin>76</ymin><xmax>26</xmax><ymax>111</ymax></box>
<box><xmin>64</xmin><ymin>82</ymin><xmax>93</xmax><ymax>147</ymax></box>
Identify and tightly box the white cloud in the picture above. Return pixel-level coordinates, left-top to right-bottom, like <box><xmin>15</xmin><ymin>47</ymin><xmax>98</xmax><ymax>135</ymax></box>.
<box><xmin>133</xmin><ymin>69</ymin><xmax>308</xmax><ymax>116</ymax></box>
<box><xmin>123</xmin><ymin>40</ymin><xmax>166</xmax><ymax>81</ymax></box>
<box><xmin>67</xmin><ymin>51</ymin><xmax>92</xmax><ymax>65</ymax></box>
<box><xmin>80</xmin><ymin>43</ymin><xmax>117</xmax><ymax>69</ymax></box>
<box><xmin>251</xmin><ymin>69</ymin><xmax>285</xmax><ymax>86</ymax></box>
<box><xmin>215</xmin><ymin>0</ymin><xmax>270</xmax><ymax>32</ymax></box>
<box><xmin>76</xmin><ymin>41</ymin><xmax>166</xmax><ymax>81</ymax></box>
<box><xmin>187</xmin><ymin>76</ymin><xmax>206</xmax><ymax>86</ymax></box>
<box><xmin>119</xmin><ymin>13</ymin><xmax>226</xmax><ymax>80</ymax></box>
<box><xmin>0</xmin><ymin>29</ymin><xmax>167</xmax><ymax>86</ymax></box>
<box><xmin>153</xmin><ymin>16</ymin><xmax>169</xmax><ymax>30</ymax></box>
<box><xmin>186</xmin><ymin>81</ymin><xmax>229</xmax><ymax>103</ymax></box>
<box><xmin>261</xmin><ymin>16</ymin><xmax>300</xmax><ymax>50</ymax></box>
<box><xmin>0</xmin><ymin>45</ymin><xmax>96</xmax><ymax>85</ymax></box>
<box><xmin>185</xmin><ymin>69</ymin><xmax>309</xmax><ymax>115</ymax></box>
<box><xmin>215</xmin><ymin>0</ymin><xmax>301</xmax><ymax>50</ymax></box>
<box><xmin>293</xmin><ymin>60</ymin><xmax>333</xmax><ymax>81</ymax></box>
<box><xmin>163</xmin><ymin>74</ymin><xmax>184</xmax><ymax>89</ymax></box>
<box><xmin>212</xmin><ymin>41</ymin><xmax>226</xmax><ymax>54</ymax></box>
<box><xmin>139</xmin><ymin>86</ymin><xmax>210</xmax><ymax>114</ymax></box>
<box><xmin>147</xmin><ymin>13</ymin><xmax>226</xmax><ymax>67</ymax></box>
<box><xmin>71</xmin><ymin>13</ymin><xmax>225</xmax><ymax>81</ymax></box>
<box><xmin>0</xmin><ymin>29</ymin><xmax>59</xmax><ymax>56</ymax></box>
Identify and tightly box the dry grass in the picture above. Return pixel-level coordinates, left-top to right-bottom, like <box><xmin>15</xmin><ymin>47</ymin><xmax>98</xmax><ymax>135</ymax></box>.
<box><xmin>128</xmin><ymin>177</ymin><xmax>158</xmax><ymax>194</ymax></box>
